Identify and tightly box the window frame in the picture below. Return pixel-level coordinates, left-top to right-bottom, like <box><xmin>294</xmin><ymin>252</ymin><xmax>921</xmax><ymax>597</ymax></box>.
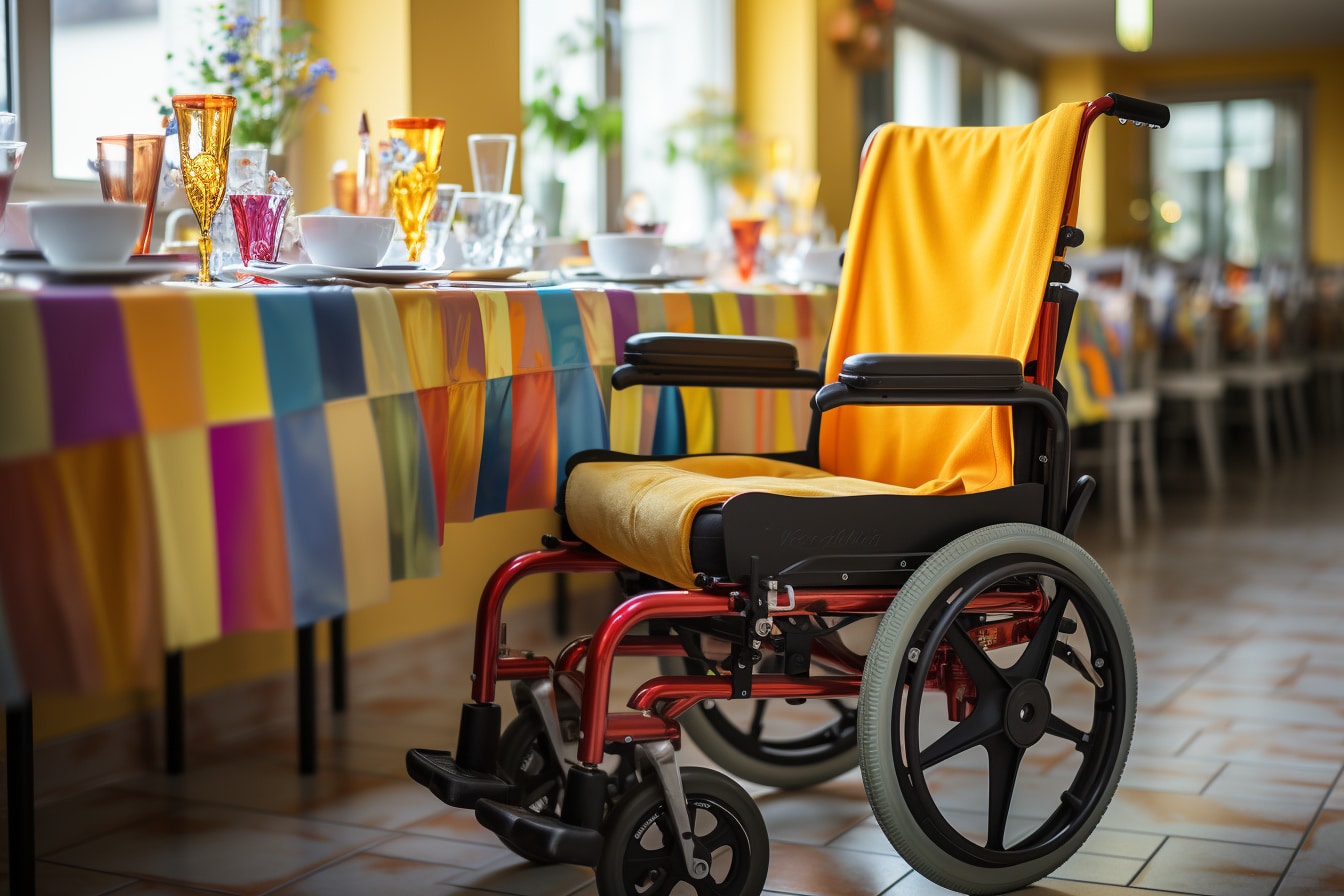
<box><xmin>1148</xmin><ymin>82</ymin><xmax>1311</xmax><ymax>268</ymax></box>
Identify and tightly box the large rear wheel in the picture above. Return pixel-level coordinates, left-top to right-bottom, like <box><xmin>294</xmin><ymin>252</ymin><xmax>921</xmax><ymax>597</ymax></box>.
<box><xmin>858</xmin><ymin>523</ymin><xmax>1135</xmax><ymax>895</ymax></box>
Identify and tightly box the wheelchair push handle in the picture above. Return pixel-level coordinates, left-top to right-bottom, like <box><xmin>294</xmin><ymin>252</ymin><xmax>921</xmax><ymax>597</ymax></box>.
<box><xmin>1103</xmin><ymin>93</ymin><xmax>1170</xmax><ymax>128</ymax></box>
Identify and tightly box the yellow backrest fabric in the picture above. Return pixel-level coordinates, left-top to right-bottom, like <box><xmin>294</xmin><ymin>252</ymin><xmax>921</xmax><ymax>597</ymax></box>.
<box><xmin>818</xmin><ymin>102</ymin><xmax>1086</xmax><ymax>493</ymax></box>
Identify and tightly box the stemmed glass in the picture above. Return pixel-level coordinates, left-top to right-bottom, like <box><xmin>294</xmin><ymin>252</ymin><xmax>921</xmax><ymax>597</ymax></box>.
<box><xmin>467</xmin><ymin>133</ymin><xmax>516</xmax><ymax>194</ymax></box>
<box><xmin>0</xmin><ymin>112</ymin><xmax>22</xmax><ymax>223</ymax></box>
<box><xmin>172</xmin><ymin>94</ymin><xmax>237</xmax><ymax>282</ymax></box>
<box><xmin>387</xmin><ymin>117</ymin><xmax>446</xmax><ymax>263</ymax></box>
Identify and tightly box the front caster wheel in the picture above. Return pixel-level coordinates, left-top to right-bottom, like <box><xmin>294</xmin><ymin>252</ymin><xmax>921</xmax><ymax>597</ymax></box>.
<box><xmin>858</xmin><ymin>524</ymin><xmax>1136</xmax><ymax>895</ymax></box>
<box><xmin>495</xmin><ymin>703</ymin><xmax>578</xmax><ymax>863</ymax></box>
<box><xmin>595</xmin><ymin>767</ymin><xmax>769</xmax><ymax>896</ymax></box>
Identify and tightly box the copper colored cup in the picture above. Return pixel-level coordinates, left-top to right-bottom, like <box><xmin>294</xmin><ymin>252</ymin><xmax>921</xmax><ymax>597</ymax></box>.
<box><xmin>96</xmin><ymin>134</ymin><xmax>165</xmax><ymax>255</ymax></box>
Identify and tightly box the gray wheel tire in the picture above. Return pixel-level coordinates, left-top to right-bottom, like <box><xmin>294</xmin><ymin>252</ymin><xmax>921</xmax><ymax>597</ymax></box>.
<box><xmin>857</xmin><ymin>523</ymin><xmax>1136</xmax><ymax>895</ymax></box>
<box><xmin>658</xmin><ymin>654</ymin><xmax>860</xmax><ymax>789</ymax></box>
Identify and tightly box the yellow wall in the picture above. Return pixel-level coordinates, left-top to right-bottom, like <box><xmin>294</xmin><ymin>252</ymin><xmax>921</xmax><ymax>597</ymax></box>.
<box><xmin>293</xmin><ymin>0</ymin><xmax>412</xmax><ymax>213</ymax></box>
<box><xmin>1043</xmin><ymin>46</ymin><xmax>1344</xmax><ymax>263</ymax></box>
<box><xmin>734</xmin><ymin>0</ymin><xmax>861</xmax><ymax>236</ymax></box>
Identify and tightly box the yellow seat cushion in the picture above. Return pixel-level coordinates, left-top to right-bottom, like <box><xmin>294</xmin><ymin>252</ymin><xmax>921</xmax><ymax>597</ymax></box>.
<box><xmin>566</xmin><ymin>455</ymin><xmax>968</xmax><ymax>589</ymax></box>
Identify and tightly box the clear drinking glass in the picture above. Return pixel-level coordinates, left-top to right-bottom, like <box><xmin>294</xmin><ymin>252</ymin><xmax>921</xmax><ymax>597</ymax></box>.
<box><xmin>95</xmin><ymin>134</ymin><xmax>165</xmax><ymax>255</ymax></box>
<box><xmin>0</xmin><ymin>113</ymin><xmax>17</xmax><ymax>142</ymax></box>
<box><xmin>453</xmin><ymin>191</ymin><xmax>521</xmax><ymax>268</ymax></box>
<box><xmin>172</xmin><ymin>94</ymin><xmax>237</xmax><ymax>282</ymax></box>
<box><xmin>467</xmin><ymin>133</ymin><xmax>517</xmax><ymax>194</ymax></box>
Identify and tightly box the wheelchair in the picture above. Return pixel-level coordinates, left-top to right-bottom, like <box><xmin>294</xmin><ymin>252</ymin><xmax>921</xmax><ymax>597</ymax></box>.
<box><xmin>408</xmin><ymin>93</ymin><xmax>1170</xmax><ymax>895</ymax></box>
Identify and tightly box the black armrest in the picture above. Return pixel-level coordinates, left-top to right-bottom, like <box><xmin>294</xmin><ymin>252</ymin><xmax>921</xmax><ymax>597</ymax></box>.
<box><xmin>838</xmin><ymin>353</ymin><xmax>1024</xmax><ymax>391</ymax></box>
<box><xmin>613</xmin><ymin>333</ymin><xmax>823</xmax><ymax>391</ymax></box>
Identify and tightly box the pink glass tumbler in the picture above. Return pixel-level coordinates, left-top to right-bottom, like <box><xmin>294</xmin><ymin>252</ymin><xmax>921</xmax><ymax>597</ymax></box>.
<box><xmin>230</xmin><ymin>193</ymin><xmax>290</xmax><ymax>265</ymax></box>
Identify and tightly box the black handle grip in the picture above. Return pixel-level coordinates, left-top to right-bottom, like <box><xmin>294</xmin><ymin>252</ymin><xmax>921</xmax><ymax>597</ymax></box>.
<box><xmin>1105</xmin><ymin>92</ymin><xmax>1171</xmax><ymax>128</ymax></box>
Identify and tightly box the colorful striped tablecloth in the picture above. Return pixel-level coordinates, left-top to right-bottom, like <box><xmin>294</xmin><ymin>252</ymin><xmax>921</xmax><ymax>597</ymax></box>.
<box><xmin>0</xmin><ymin>283</ymin><xmax>835</xmax><ymax>697</ymax></box>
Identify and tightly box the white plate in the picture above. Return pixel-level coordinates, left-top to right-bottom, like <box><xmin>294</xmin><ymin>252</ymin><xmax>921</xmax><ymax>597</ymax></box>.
<box><xmin>0</xmin><ymin>255</ymin><xmax>196</xmax><ymax>284</ymax></box>
<box><xmin>562</xmin><ymin>267</ymin><xmax>692</xmax><ymax>285</ymax></box>
<box><xmin>230</xmin><ymin>262</ymin><xmax>535</xmax><ymax>287</ymax></box>
<box><xmin>230</xmin><ymin>262</ymin><xmax>451</xmax><ymax>285</ymax></box>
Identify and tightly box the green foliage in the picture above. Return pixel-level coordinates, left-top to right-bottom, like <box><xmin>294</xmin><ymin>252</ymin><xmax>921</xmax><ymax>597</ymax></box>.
<box><xmin>522</xmin><ymin>21</ymin><xmax>622</xmax><ymax>163</ymax></box>
<box><xmin>159</xmin><ymin>3</ymin><xmax>336</xmax><ymax>150</ymax></box>
<box><xmin>664</xmin><ymin>86</ymin><xmax>753</xmax><ymax>189</ymax></box>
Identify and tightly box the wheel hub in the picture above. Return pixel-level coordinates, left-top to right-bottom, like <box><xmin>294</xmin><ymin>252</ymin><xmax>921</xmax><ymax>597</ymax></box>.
<box><xmin>1004</xmin><ymin>679</ymin><xmax>1052</xmax><ymax>748</ymax></box>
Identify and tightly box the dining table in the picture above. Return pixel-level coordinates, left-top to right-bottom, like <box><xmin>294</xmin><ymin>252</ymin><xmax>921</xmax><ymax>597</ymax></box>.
<box><xmin>0</xmin><ymin>276</ymin><xmax>837</xmax><ymax>896</ymax></box>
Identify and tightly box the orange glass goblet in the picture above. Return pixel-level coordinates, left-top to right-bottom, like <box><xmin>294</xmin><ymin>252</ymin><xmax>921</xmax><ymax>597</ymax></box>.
<box><xmin>387</xmin><ymin>117</ymin><xmax>446</xmax><ymax>263</ymax></box>
<box><xmin>729</xmin><ymin>217</ymin><xmax>766</xmax><ymax>282</ymax></box>
<box><xmin>172</xmin><ymin>94</ymin><xmax>236</xmax><ymax>282</ymax></box>
<box><xmin>95</xmin><ymin>134</ymin><xmax>165</xmax><ymax>255</ymax></box>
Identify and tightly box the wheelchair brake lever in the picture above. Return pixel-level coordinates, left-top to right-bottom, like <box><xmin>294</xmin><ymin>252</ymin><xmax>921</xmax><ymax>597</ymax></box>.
<box><xmin>765</xmin><ymin>580</ymin><xmax>796</xmax><ymax>613</ymax></box>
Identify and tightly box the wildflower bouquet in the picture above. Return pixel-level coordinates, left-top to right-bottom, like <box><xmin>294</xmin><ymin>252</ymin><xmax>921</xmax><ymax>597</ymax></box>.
<box><xmin>163</xmin><ymin>4</ymin><xmax>336</xmax><ymax>152</ymax></box>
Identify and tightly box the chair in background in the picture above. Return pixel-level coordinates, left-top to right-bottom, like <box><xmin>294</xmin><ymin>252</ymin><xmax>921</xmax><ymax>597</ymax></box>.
<box><xmin>1154</xmin><ymin>258</ymin><xmax>1226</xmax><ymax>491</ymax></box>
<box><xmin>1068</xmin><ymin>249</ymin><xmax>1161</xmax><ymax>541</ymax></box>
<box><xmin>1219</xmin><ymin>262</ymin><xmax>1306</xmax><ymax>469</ymax></box>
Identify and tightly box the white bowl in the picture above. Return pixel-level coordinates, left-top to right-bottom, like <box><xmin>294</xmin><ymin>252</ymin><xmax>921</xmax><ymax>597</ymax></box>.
<box><xmin>0</xmin><ymin>202</ymin><xmax>35</xmax><ymax>253</ymax></box>
<box><xmin>799</xmin><ymin>245</ymin><xmax>843</xmax><ymax>285</ymax></box>
<box><xmin>299</xmin><ymin>214</ymin><xmax>396</xmax><ymax>268</ymax></box>
<box><xmin>28</xmin><ymin>200</ymin><xmax>144</xmax><ymax>268</ymax></box>
<box><xmin>587</xmin><ymin>233</ymin><xmax>664</xmax><ymax>279</ymax></box>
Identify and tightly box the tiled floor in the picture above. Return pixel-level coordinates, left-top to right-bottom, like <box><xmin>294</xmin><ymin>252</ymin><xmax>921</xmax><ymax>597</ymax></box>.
<box><xmin>8</xmin><ymin>437</ymin><xmax>1344</xmax><ymax>895</ymax></box>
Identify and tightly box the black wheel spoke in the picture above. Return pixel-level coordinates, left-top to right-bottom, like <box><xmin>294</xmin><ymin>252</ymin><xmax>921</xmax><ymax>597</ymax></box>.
<box><xmin>625</xmin><ymin>846</ymin><xmax>676</xmax><ymax>881</ymax></box>
<box><xmin>918</xmin><ymin>705</ymin><xmax>1001</xmax><ymax>769</ymax></box>
<box><xmin>1046</xmin><ymin>714</ymin><xmax>1089</xmax><ymax>751</ymax></box>
<box><xmin>945</xmin><ymin>621</ymin><xmax>1011</xmax><ymax>696</ymax></box>
<box><xmin>1014</xmin><ymin>590</ymin><xmax>1072</xmax><ymax>682</ymax></box>
<box><xmin>985</xmin><ymin>738</ymin><xmax>1025</xmax><ymax>851</ymax></box>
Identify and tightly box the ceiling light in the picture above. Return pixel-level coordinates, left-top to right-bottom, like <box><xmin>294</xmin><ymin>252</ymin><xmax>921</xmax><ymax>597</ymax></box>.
<box><xmin>1116</xmin><ymin>0</ymin><xmax>1152</xmax><ymax>52</ymax></box>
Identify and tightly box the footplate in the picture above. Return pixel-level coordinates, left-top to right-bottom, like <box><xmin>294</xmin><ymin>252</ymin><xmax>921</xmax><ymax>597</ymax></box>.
<box><xmin>405</xmin><ymin>748</ymin><xmax>520</xmax><ymax>809</ymax></box>
<box><xmin>475</xmin><ymin>799</ymin><xmax>603</xmax><ymax>866</ymax></box>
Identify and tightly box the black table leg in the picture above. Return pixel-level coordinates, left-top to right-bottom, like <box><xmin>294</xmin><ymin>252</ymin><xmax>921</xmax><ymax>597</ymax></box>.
<box><xmin>7</xmin><ymin>698</ymin><xmax>36</xmax><ymax>896</ymax></box>
<box><xmin>329</xmin><ymin>615</ymin><xmax>347</xmax><ymax>713</ymax></box>
<box><xmin>296</xmin><ymin>625</ymin><xmax>316</xmax><ymax>775</ymax></box>
<box><xmin>164</xmin><ymin>651</ymin><xmax>185</xmax><ymax>775</ymax></box>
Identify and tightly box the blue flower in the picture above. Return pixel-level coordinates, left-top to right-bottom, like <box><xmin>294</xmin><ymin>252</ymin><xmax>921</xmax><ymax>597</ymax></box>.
<box><xmin>230</xmin><ymin>15</ymin><xmax>253</xmax><ymax>39</ymax></box>
<box><xmin>221</xmin><ymin>50</ymin><xmax>241</xmax><ymax>64</ymax></box>
<box><xmin>308</xmin><ymin>58</ymin><xmax>336</xmax><ymax>81</ymax></box>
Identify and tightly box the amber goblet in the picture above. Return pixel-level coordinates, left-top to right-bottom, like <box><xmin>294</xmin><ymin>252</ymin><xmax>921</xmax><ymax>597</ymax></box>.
<box><xmin>386</xmin><ymin>117</ymin><xmax>446</xmax><ymax>263</ymax></box>
<box><xmin>729</xmin><ymin>217</ymin><xmax>766</xmax><ymax>282</ymax></box>
<box><xmin>172</xmin><ymin>94</ymin><xmax>236</xmax><ymax>282</ymax></box>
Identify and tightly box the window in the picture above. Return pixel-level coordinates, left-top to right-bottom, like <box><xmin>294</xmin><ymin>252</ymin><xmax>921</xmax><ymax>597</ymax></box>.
<box><xmin>13</xmin><ymin>0</ymin><xmax>274</xmax><ymax>194</ymax></box>
<box><xmin>1149</xmin><ymin>92</ymin><xmax>1306</xmax><ymax>268</ymax></box>
<box><xmin>1</xmin><ymin>0</ymin><xmax>12</xmax><ymax>113</ymax></box>
<box><xmin>891</xmin><ymin>25</ymin><xmax>1038</xmax><ymax>129</ymax></box>
<box><xmin>519</xmin><ymin>0</ymin><xmax>734</xmax><ymax>241</ymax></box>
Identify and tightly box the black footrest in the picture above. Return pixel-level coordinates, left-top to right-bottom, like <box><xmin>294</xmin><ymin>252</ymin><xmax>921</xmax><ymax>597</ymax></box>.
<box><xmin>476</xmin><ymin>799</ymin><xmax>603</xmax><ymax>866</ymax></box>
<box><xmin>406</xmin><ymin>748</ymin><xmax>520</xmax><ymax>809</ymax></box>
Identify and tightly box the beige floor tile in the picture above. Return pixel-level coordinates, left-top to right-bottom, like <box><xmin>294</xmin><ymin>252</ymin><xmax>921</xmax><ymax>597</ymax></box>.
<box><xmin>34</xmin><ymin>786</ymin><xmax>179</xmax><ymax>856</ymax></box>
<box><xmin>444</xmin><ymin>851</ymin><xmax>595</xmax><ymax>895</ymax></box>
<box><xmin>1073</xmin><ymin>828</ymin><xmax>1165</xmax><ymax>861</ymax></box>
<box><xmin>42</xmin><ymin>805</ymin><xmax>390</xmax><ymax>895</ymax></box>
<box><xmin>1101</xmin><ymin>787</ymin><xmax>1317</xmax><ymax>848</ymax></box>
<box><xmin>764</xmin><ymin>842</ymin><xmax>914</xmax><ymax>896</ymax></box>
<box><xmin>365</xmin><ymin>832</ymin><xmax>511</xmax><ymax>869</ymax></box>
<box><xmin>116</xmin><ymin>755</ymin><xmax>445</xmax><ymax>832</ymax></box>
<box><xmin>268</xmin><ymin>852</ymin><xmax>506</xmax><ymax>896</ymax></box>
<box><xmin>33</xmin><ymin>861</ymin><xmax>133</xmax><ymax>896</ymax></box>
<box><xmin>1130</xmin><ymin>836</ymin><xmax>1292</xmax><ymax>896</ymax></box>
<box><xmin>1200</xmin><ymin>758</ymin><xmax>1340</xmax><ymax>803</ymax></box>
<box><xmin>1049</xmin><ymin>850</ymin><xmax>1145</xmax><ymax>886</ymax></box>
<box><xmin>1274</xmin><ymin>808</ymin><xmax>1344</xmax><ymax>896</ymax></box>
<box><xmin>1113</xmin><ymin>753</ymin><xmax>1223</xmax><ymax>794</ymax></box>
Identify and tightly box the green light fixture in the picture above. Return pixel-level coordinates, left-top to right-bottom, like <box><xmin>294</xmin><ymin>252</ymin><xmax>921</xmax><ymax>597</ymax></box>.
<box><xmin>1116</xmin><ymin>0</ymin><xmax>1152</xmax><ymax>52</ymax></box>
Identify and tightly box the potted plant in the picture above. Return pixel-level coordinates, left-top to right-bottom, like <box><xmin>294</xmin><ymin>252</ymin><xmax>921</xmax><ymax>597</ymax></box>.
<box><xmin>522</xmin><ymin>22</ymin><xmax>622</xmax><ymax>236</ymax></box>
<box><xmin>664</xmin><ymin>86</ymin><xmax>754</xmax><ymax>226</ymax></box>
